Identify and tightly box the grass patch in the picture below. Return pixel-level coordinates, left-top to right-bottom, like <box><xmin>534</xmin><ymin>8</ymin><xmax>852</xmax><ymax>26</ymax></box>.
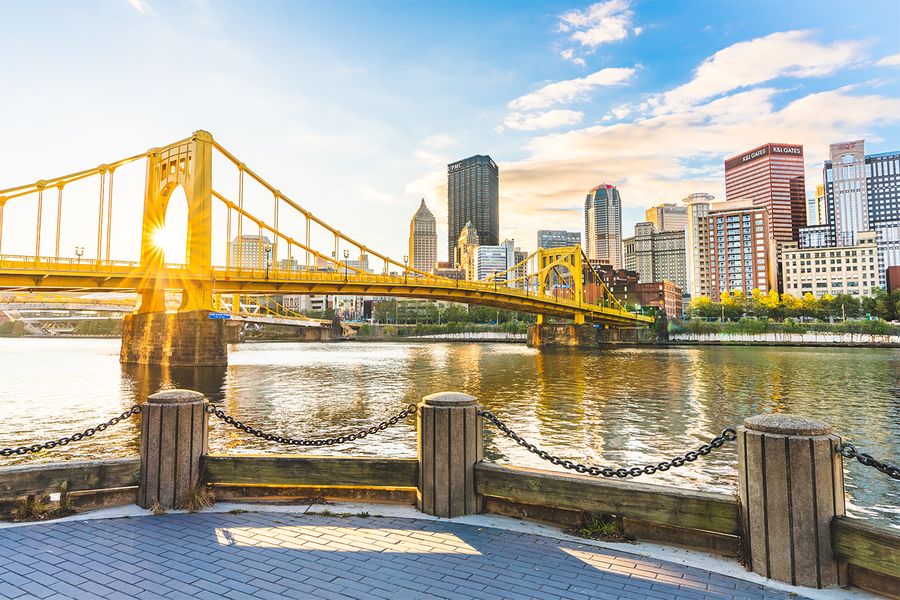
<box><xmin>572</xmin><ymin>514</ymin><xmax>632</xmax><ymax>543</ymax></box>
<box><xmin>150</xmin><ymin>502</ymin><xmax>167</xmax><ymax>516</ymax></box>
<box><xmin>179</xmin><ymin>485</ymin><xmax>215</xmax><ymax>513</ymax></box>
<box><xmin>1</xmin><ymin>496</ymin><xmax>74</xmax><ymax>523</ymax></box>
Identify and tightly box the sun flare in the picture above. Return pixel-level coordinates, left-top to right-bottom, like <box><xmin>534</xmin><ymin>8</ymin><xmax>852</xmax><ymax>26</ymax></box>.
<box><xmin>150</xmin><ymin>224</ymin><xmax>186</xmax><ymax>264</ymax></box>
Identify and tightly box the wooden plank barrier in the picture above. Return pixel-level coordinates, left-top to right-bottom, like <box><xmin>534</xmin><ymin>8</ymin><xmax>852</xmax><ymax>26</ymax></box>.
<box><xmin>832</xmin><ymin>515</ymin><xmax>900</xmax><ymax>598</ymax></box>
<box><xmin>202</xmin><ymin>455</ymin><xmax>418</xmax><ymax>488</ymax></box>
<box><xmin>474</xmin><ymin>462</ymin><xmax>740</xmax><ymax>554</ymax></box>
<box><xmin>0</xmin><ymin>458</ymin><xmax>140</xmax><ymax>499</ymax></box>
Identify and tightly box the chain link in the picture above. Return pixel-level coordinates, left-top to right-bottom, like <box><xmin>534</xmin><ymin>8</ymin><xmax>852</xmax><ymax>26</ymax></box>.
<box><xmin>836</xmin><ymin>443</ymin><xmax>900</xmax><ymax>480</ymax></box>
<box><xmin>0</xmin><ymin>405</ymin><xmax>143</xmax><ymax>458</ymax></box>
<box><xmin>478</xmin><ymin>409</ymin><xmax>736</xmax><ymax>478</ymax></box>
<box><xmin>206</xmin><ymin>403</ymin><xmax>417</xmax><ymax>447</ymax></box>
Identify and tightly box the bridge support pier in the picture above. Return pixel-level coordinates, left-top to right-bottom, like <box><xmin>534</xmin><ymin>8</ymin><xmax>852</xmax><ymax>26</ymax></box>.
<box><xmin>528</xmin><ymin>324</ymin><xmax>650</xmax><ymax>347</ymax></box>
<box><xmin>527</xmin><ymin>324</ymin><xmax>598</xmax><ymax>347</ymax></box>
<box><xmin>120</xmin><ymin>310</ymin><xmax>227</xmax><ymax>367</ymax></box>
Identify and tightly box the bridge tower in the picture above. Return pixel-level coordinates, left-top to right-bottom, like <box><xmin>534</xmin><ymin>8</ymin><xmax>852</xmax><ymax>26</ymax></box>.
<box><xmin>120</xmin><ymin>131</ymin><xmax>227</xmax><ymax>367</ymax></box>
<box><xmin>535</xmin><ymin>246</ymin><xmax>584</xmax><ymax>325</ymax></box>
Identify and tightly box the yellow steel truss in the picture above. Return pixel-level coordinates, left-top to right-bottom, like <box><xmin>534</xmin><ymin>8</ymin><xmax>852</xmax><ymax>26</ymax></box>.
<box><xmin>0</xmin><ymin>131</ymin><xmax>652</xmax><ymax>327</ymax></box>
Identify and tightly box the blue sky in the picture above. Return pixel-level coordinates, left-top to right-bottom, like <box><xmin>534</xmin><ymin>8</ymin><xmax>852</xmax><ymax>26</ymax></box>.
<box><xmin>1</xmin><ymin>0</ymin><xmax>899</xmax><ymax>264</ymax></box>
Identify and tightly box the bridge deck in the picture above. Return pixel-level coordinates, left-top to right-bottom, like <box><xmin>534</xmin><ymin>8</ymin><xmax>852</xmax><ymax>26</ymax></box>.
<box><xmin>0</xmin><ymin>510</ymin><xmax>805</xmax><ymax>600</ymax></box>
<box><xmin>0</xmin><ymin>257</ymin><xmax>653</xmax><ymax>326</ymax></box>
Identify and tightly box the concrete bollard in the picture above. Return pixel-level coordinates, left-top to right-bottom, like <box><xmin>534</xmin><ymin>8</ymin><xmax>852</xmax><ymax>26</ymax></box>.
<box><xmin>138</xmin><ymin>389</ymin><xmax>209</xmax><ymax>510</ymax></box>
<box><xmin>417</xmin><ymin>392</ymin><xmax>483</xmax><ymax>518</ymax></box>
<box><xmin>737</xmin><ymin>414</ymin><xmax>847</xmax><ymax>588</ymax></box>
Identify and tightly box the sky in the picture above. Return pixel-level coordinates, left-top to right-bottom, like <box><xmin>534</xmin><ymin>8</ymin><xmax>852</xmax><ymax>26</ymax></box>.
<box><xmin>1</xmin><ymin>0</ymin><xmax>900</xmax><ymax>265</ymax></box>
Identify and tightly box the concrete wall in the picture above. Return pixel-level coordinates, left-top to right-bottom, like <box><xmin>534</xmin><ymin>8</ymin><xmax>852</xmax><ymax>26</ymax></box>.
<box><xmin>671</xmin><ymin>332</ymin><xmax>899</xmax><ymax>346</ymax></box>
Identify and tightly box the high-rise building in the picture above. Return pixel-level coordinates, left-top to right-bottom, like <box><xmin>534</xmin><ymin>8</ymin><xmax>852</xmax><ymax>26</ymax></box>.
<box><xmin>782</xmin><ymin>231</ymin><xmax>879</xmax><ymax>298</ymax></box>
<box><xmin>454</xmin><ymin>221</ymin><xmax>480</xmax><ymax>281</ymax></box>
<box><xmin>645</xmin><ymin>203</ymin><xmax>688</xmax><ymax>233</ymax></box>
<box><xmin>866</xmin><ymin>150</ymin><xmax>900</xmax><ymax>224</ymax></box>
<box><xmin>874</xmin><ymin>221</ymin><xmax>900</xmax><ymax>288</ymax></box>
<box><xmin>474</xmin><ymin>239</ymin><xmax>516</xmax><ymax>283</ymax></box>
<box><xmin>724</xmin><ymin>143</ymin><xmax>806</xmax><ymax>245</ymax></box>
<box><xmin>537</xmin><ymin>230</ymin><xmax>580</xmax><ymax>250</ymax></box>
<box><xmin>822</xmin><ymin>141</ymin><xmax>900</xmax><ymax>231</ymax></box>
<box><xmin>813</xmin><ymin>184</ymin><xmax>826</xmax><ymax>225</ymax></box>
<box><xmin>622</xmin><ymin>222</ymin><xmax>687</xmax><ymax>291</ymax></box>
<box><xmin>683</xmin><ymin>193</ymin><xmax>715</xmax><ymax>298</ymax></box>
<box><xmin>701</xmin><ymin>199</ymin><xmax>778</xmax><ymax>301</ymax></box>
<box><xmin>823</xmin><ymin>140</ymin><xmax>868</xmax><ymax>236</ymax></box>
<box><xmin>409</xmin><ymin>199</ymin><xmax>437</xmax><ymax>274</ymax></box>
<box><xmin>584</xmin><ymin>184</ymin><xmax>623</xmax><ymax>268</ymax></box>
<box><xmin>447</xmin><ymin>155</ymin><xmax>499</xmax><ymax>261</ymax></box>
<box><xmin>229</xmin><ymin>234</ymin><xmax>273</xmax><ymax>269</ymax></box>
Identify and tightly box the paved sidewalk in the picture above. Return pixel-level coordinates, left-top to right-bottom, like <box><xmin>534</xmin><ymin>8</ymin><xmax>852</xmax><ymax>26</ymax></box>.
<box><xmin>0</xmin><ymin>511</ymin><xmax>808</xmax><ymax>600</ymax></box>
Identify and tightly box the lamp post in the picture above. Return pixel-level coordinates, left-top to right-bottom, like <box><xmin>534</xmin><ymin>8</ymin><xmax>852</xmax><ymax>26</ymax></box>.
<box><xmin>403</xmin><ymin>255</ymin><xmax>408</xmax><ymax>284</ymax></box>
<box><xmin>343</xmin><ymin>249</ymin><xmax>349</xmax><ymax>282</ymax></box>
<box><xmin>264</xmin><ymin>245</ymin><xmax>272</xmax><ymax>280</ymax></box>
<box><xmin>75</xmin><ymin>246</ymin><xmax>84</xmax><ymax>264</ymax></box>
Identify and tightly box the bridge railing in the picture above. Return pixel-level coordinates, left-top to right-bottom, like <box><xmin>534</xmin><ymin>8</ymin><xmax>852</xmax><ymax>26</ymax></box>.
<box><xmin>0</xmin><ymin>254</ymin><xmax>648</xmax><ymax>320</ymax></box>
<box><xmin>1</xmin><ymin>388</ymin><xmax>897</xmax><ymax>596</ymax></box>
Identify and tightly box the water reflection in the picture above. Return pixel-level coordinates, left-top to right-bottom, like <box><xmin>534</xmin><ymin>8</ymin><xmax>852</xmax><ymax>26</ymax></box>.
<box><xmin>120</xmin><ymin>363</ymin><xmax>227</xmax><ymax>403</ymax></box>
<box><xmin>0</xmin><ymin>338</ymin><xmax>896</xmax><ymax>527</ymax></box>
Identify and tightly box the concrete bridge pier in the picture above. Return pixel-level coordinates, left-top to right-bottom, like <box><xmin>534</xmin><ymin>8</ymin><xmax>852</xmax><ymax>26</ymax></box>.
<box><xmin>120</xmin><ymin>310</ymin><xmax>227</xmax><ymax>367</ymax></box>
<box><xmin>528</xmin><ymin>323</ymin><xmax>649</xmax><ymax>347</ymax></box>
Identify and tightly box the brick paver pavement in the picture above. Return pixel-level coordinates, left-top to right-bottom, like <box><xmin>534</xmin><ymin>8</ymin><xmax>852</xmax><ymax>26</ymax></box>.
<box><xmin>0</xmin><ymin>511</ymin><xmax>808</xmax><ymax>600</ymax></box>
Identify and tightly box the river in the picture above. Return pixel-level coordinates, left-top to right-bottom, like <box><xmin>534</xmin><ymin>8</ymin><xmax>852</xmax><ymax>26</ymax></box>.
<box><xmin>0</xmin><ymin>338</ymin><xmax>897</xmax><ymax>527</ymax></box>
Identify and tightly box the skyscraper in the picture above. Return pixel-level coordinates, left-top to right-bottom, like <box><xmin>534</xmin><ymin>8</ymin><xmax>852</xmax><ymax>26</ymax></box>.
<box><xmin>701</xmin><ymin>199</ymin><xmax>778</xmax><ymax>301</ymax></box>
<box><xmin>645</xmin><ymin>203</ymin><xmax>688</xmax><ymax>233</ymax></box>
<box><xmin>537</xmin><ymin>230</ymin><xmax>581</xmax><ymax>250</ymax></box>
<box><xmin>584</xmin><ymin>184</ymin><xmax>623</xmax><ymax>268</ymax></box>
<box><xmin>229</xmin><ymin>234</ymin><xmax>273</xmax><ymax>270</ymax></box>
<box><xmin>724</xmin><ymin>143</ymin><xmax>807</xmax><ymax>245</ymax></box>
<box><xmin>454</xmin><ymin>221</ymin><xmax>480</xmax><ymax>281</ymax></box>
<box><xmin>683</xmin><ymin>193</ymin><xmax>715</xmax><ymax>298</ymax></box>
<box><xmin>409</xmin><ymin>199</ymin><xmax>437</xmax><ymax>273</ymax></box>
<box><xmin>447</xmin><ymin>155</ymin><xmax>499</xmax><ymax>261</ymax></box>
<box><xmin>824</xmin><ymin>140</ymin><xmax>868</xmax><ymax>237</ymax></box>
<box><xmin>821</xmin><ymin>140</ymin><xmax>900</xmax><ymax>232</ymax></box>
<box><xmin>622</xmin><ymin>222</ymin><xmax>687</xmax><ymax>291</ymax></box>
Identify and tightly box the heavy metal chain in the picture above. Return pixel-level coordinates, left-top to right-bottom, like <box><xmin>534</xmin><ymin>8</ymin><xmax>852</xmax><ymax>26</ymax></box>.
<box><xmin>206</xmin><ymin>403</ymin><xmax>417</xmax><ymax>447</ymax></box>
<box><xmin>478</xmin><ymin>409</ymin><xmax>737</xmax><ymax>478</ymax></box>
<box><xmin>0</xmin><ymin>405</ymin><xmax>143</xmax><ymax>457</ymax></box>
<box><xmin>837</xmin><ymin>443</ymin><xmax>900</xmax><ymax>480</ymax></box>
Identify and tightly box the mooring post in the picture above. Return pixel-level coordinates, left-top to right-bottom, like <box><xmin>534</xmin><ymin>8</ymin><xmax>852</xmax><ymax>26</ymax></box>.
<box><xmin>417</xmin><ymin>392</ymin><xmax>483</xmax><ymax>518</ymax></box>
<box><xmin>138</xmin><ymin>389</ymin><xmax>209</xmax><ymax>510</ymax></box>
<box><xmin>737</xmin><ymin>414</ymin><xmax>847</xmax><ymax>588</ymax></box>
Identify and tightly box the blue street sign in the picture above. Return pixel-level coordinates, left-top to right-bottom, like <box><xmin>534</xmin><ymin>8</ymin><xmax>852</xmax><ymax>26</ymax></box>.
<box><xmin>208</xmin><ymin>312</ymin><xmax>231</xmax><ymax>320</ymax></box>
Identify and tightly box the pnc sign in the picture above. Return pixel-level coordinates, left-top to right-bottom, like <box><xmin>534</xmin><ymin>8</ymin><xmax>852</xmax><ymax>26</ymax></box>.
<box><xmin>725</xmin><ymin>143</ymin><xmax>803</xmax><ymax>170</ymax></box>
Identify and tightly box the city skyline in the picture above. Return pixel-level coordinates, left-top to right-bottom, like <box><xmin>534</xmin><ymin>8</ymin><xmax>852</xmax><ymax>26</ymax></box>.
<box><xmin>1</xmin><ymin>1</ymin><xmax>899</xmax><ymax>264</ymax></box>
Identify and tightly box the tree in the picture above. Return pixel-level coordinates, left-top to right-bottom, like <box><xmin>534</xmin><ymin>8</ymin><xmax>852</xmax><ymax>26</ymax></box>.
<box><xmin>687</xmin><ymin>296</ymin><xmax>719</xmax><ymax>320</ymax></box>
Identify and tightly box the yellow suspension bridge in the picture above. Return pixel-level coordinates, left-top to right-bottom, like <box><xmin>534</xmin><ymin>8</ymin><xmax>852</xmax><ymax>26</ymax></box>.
<box><xmin>0</xmin><ymin>130</ymin><xmax>650</xmax><ymax>363</ymax></box>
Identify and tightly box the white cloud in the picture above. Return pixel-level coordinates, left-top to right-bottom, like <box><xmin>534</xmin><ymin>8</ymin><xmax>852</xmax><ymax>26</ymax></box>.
<box><xmin>558</xmin><ymin>0</ymin><xmax>636</xmax><ymax>48</ymax></box>
<box><xmin>648</xmin><ymin>30</ymin><xmax>866</xmax><ymax>115</ymax></box>
<box><xmin>502</xmin><ymin>109</ymin><xmax>584</xmax><ymax>132</ymax></box>
<box><xmin>875</xmin><ymin>53</ymin><xmax>900</xmax><ymax>67</ymax></box>
<box><xmin>422</xmin><ymin>134</ymin><xmax>456</xmax><ymax>149</ymax></box>
<box><xmin>603</xmin><ymin>103</ymin><xmax>632</xmax><ymax>121</ymax></box>
<box><xmin>127</xmin><ymin>0</ymin><xmax>149</xmax><ymax>12</ymax></box>
<box><xmin>508</xmin><ymin>67</ymin><xmax>636</xmax><ymax>111</ymax></box>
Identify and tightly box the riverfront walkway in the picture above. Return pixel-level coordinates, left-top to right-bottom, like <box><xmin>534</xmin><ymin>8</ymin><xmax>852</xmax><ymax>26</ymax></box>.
<box><xmin>0</xmin><ymin>511</ymin><xmax>815</xmax><ymax>600</ymax></box>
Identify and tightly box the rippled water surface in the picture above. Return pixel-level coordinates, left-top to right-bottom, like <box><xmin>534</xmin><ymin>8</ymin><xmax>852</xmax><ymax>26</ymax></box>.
<box><xmin>1</xmin><ymin>338</ymin><xmax>897</xmax><ymax>526</ymax></box>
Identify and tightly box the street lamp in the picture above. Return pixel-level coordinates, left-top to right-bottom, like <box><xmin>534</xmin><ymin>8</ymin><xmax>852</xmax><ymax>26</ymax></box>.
<box><xmin>403</xmin><ymin>255</ymin><xmax>408</xmax><ymax>284</ymax></box>
<box><xmin>343</xmin><ymin>249</ymin><xmax>349</xmax><ymax>282</ymax></box>
<box><xmin>264</xmin><ymin>245</ymin><xmax>272</xmax><ymax>280</ymax></box>
<box><xmin>75</xmin><ymin>246</ymin><xmax>84</xmax><ymax>264</ymax></box>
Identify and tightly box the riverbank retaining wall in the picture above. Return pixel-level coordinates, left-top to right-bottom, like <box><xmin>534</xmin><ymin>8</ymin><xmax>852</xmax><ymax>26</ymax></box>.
<box><xmin>671</xmin><ymin>332</ymin><xmax>900</xmax><ymax>346</ymax></box>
